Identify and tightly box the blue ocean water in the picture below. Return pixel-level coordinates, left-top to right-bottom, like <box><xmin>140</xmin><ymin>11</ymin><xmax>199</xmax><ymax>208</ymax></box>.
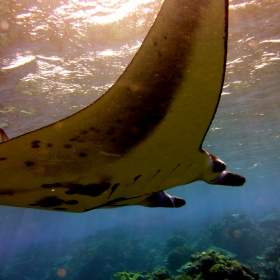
<box><xmin>0</xmin><ymin>0</ymin><xmax>279</xmax><ymax>279</ymax></box>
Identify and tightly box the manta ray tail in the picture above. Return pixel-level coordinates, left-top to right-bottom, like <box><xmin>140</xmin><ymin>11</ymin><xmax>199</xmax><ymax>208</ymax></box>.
<box><xmin>140</xmin><ymin>191</ymin><xmax>186</xmax><ymax>208</ymax></box>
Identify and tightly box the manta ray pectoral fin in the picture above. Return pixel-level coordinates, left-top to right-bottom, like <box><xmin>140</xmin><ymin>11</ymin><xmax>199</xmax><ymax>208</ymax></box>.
<box><xmin>210</xmin><ymin>171</ymin><xmax>246</xmax><ymax>186</ymax></box>
<box><xmin>140</xmin><ymin>191</ymin><xmax>186</xmax><ymax>208</ymax></box>
<box><xmin>0</xmin><ymin>0</ymin><xmax>243</xmax><ymax>213</ymax></box>
<box><xmin>0</xmin><ymin>128</ymin><xmax>9</xmax><ymax>142</ymax></box>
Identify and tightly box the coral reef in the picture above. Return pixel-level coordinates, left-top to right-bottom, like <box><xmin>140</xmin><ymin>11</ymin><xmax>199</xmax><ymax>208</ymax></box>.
<box><xmin>114</xmin><ymin>251</ymin><xmax>259</xmax><ymax>280</ymax></box>
<box><xmin>114</xmin><ymin>269</ymin><xmax>171</xmax><ymax>280</ymax></box>
<box><xmin>2</xmin><ymin>212</ymin><xmax>280</xmax><ymax>280</ymax></box>
<box><xmin>259</xmin><ymin>213</ymin><xmax>280</xmax><ymax>229</ymax></box>
<box><xmin>205</xmin><ymin>214</ymin><xmax>265</xmax><ymax>261</ymax></box>
<box><xmin>259</xmin><ymin>212</ymin><xmax>280</xmax><ymax>241</ymax></box>
<box><xmin>166</xmin><ymin>235</ymin><xmax>187</xmax><ymax>249</ymax></box>
<box><xmin>164</xmin><ymin>234</ymin><xmax>198</xmax><ymax>271</ymax></box>
<box><xmin>0</xmin><ymin>227</ymin><xmax>164</xmax><ymax>280</ymax></box>
<box><xmin>166</xmin><ymin>250</ymin><xmax>186</xmax><ymax>270</ymax></box>
<box><xmin>253</xmin><ymin>238</ymin><xmax>280</xmax><ymax>279</ymax></box>
<box><xmin>176</xmin><ymin>251</ymin><xmax>260</xmax><ymax>280</ymax></box>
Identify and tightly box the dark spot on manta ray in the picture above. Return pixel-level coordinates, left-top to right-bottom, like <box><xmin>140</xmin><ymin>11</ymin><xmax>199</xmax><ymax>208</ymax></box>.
<box><xmin>41</xmin><ymin>182</ymin><xmax>62</xmax><ymax>188</ymax></box>
<box><xmin>47</xmin><ymin>143</ymin><xmax>53</xmax><ymax>148</ymax></box>
<box><xmin>35</xmin><ymin>196</ymin><xmax>64</xmax><ymax>207</ymax></box>
<box><xmin>79</xmin><ymin>152</ymin><xmax>88</xmax><ymax>157</ymax></box>
<box><xmin>153</xmin><ymin>41</ymin><xmax>158</xmax><ymax>46</ymax></box>
<box><xmin>79</xmin><ymin>183</ymin><xmax>111</xmax><ymax>197</ymax></box>
<box><xmin>163</xmin><ymin>35</ymin><xmax>167</xmax><ymax>40</ymax></box>
<box><xmin>64</xmin><ymin>144</ymin><xmax>72</xmax><ymax>149</ymax></box>
<box><xmin>108</xmin><ymin>183</ymin><xmax>120</xmax><ymax>198</ymax></box>
<box><xmin>69</xmin><ymin>137</ymin><xmax>78</xmax><ymax>142</ymax></box>
<box><xmin>25</xmin><ymin>160</ymin><xmax>35</xmax><ymax>167</ymax></box>
<box><xmin>80</xmin><ymin>130</ymin><xmax>88</xmax><ymax>135</ymax></box>
<box><xmin>89</xmin><ymin>126</ymin><xmax>100</xmax><ymax>133</ymax></box>
<box><xmin>65</xmin><ymin>191</ymin><xmax>75</xmax><ymax>195</ymax></box>
<box><xmin>0</xmin><ymin>157</ymin><xmax>7</xmax><ymax>161</ymax></box>
<box><xmin>134</xmin><ymin>175</ymin><xmax>141</xmax><ymax>182</ymax></box>
<box><xmin>64</xmin><ymin>200</ymin><xmax>78</xmax><ymax>205</ymax></box>
<box><xmin>64</xmin><ymin>183</ymin><xmax>83</xmax><ymax>195</ymax></box>
<box><xmin>0</xmin><ymin>189</ymin><xmax>14</xmax><ymax>196</ymax></box>
<box><xmin>152</xmin><ymin>169</ymin><xmax>161</xmax><ymax>178</ymax></box>
<box><xmin>31</xmin><ymin>140</ymin><xmax>40</xmax><ymax>148</ymax></box>
<box><xmin>130</xmin><ymin>175</ymin><xmax>141</xmax><ymax>187</ymax></box>
<box><xmin>31</xmin><ymin>144</ymin><xmax>40</xmax><ymax>148</ymax></box>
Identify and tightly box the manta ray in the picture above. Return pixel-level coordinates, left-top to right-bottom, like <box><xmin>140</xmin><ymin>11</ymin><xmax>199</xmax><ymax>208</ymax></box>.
<box><xmin>0</xmin><ymin>0</ymin><xmax>245</xmax><ymax>212</ymax></box>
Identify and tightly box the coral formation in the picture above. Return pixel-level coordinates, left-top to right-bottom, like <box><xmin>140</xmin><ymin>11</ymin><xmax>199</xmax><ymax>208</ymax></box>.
<box><xmin>205</xmin><ymin>214</ymin><xmax>264</xmax><ymax>261</ymax></box>
<box><xmin>166</xmin><ymin>250</ymin><xmax>186</xmax><ymax>270</ymax></box>
<box><xmin>166</xmin><ymin>235</ymin><xmax>187</xmax><ymax>249</ymax></box>
<box><xmin>114</xmin><ymin>269</ymin><xmax>171</xmax><ymax>280</ymax></box>
<box><xmin>253</xmin><ymin>238</ymin><xmax>280</xmax><ymax>279</ymax></box>
<box><xmin>176</xmin><ymin>251</ymin><xmax>259</xmax><ymax>280</ymax></box>
<box><xmin>259</xmin><ymin>213</ymin><xmax>280</xmax><ymax>229</ymax></box>
<box><xmin>113</xmin><ymin>251</ymin><xmax>259</xmax><ymax>280</ymax></box>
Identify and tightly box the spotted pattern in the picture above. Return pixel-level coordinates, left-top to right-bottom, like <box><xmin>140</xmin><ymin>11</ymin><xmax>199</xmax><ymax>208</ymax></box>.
<box><xmin>29</xmin><ymin>197</ymin><xmax>78</xmax><ymax>210</ymax></box>
<box><xmin>30</xmin><ymin>196</ymin><xmax>64</xmax><ymax>208</ymax></box>
<box><xmin>79</xmin><ymin>183</ymin><xmax>110</xmax><ymax>197</ymax></box>
<box><xmin>64</xmin><ymin>144</ymin><xmax>72</xmax><ymax>149</ymax></box>
<box><xmin>63</xmin><ymin>182</ymin><xmax>111</xmax><ymax>197</ymax></box>
<box><xmin>64</xmin><ymin>200</ymin><xmax>78</xmax><ymax>205</ymax></box>
<box><xmin>79</xmin><ymin>152</ymin><xmax>88</xmax><ymax>157</ymax></box>
<box><xmin>108</xmin><ymin>183</ymin><xmax>120</xmax><ymax>198</ymax></box>
<box><xmin>134</xmin><ymin>175</ymin><xmax>141</xmax><ymax>182</ymax></box>
<box><xmin>31</xmin><ymin>140</ymin><xmax>41</xmax><ymax>148</ymax></box>
<box><xmin>0</xmin><ymin>189</ymin><xmax>14</xmax><ymax>195</ymax></box>
<box><xmin>41</xmin><ymin>182</ymin><xmax>62</xmax><ymax>188</ymax></box>
<box><xmin>25</xmin><ymin>161</ymin><xmax>35</xmax><ymax>167</ymax></box>
<box><xmin>64</xmin><ymin>183</ymin><xmax>82</xmax><ymax>195</ymax></box>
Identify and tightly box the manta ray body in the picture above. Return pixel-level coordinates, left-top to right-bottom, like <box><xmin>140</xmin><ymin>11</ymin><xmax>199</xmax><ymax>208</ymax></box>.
<box><xmin>0</xmin><ymin>0</ymin><xmax>245</xmax><ymax>212</ymax></box>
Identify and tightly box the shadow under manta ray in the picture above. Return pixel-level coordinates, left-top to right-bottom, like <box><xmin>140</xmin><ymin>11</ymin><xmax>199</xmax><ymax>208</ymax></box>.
<box><xmin>0</xmin><ymin>0</ymin><xmax>245</xmax><ymax>213</ymax></box>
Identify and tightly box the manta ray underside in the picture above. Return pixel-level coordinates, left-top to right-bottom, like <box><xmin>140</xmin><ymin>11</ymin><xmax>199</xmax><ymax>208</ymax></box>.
<box><xmin>0</xmin><ymin>0</ymin><xmax>245</xmax><ymax>212</ymax></box>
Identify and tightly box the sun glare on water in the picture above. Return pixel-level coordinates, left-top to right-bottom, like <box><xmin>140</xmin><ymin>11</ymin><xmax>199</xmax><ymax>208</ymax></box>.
<box><xmin>69</xmin><ymin>0</ymin><xmax>157</xmax><ymax>24</ymax></box>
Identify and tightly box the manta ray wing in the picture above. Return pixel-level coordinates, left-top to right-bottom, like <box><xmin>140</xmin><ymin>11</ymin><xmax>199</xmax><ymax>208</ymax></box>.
<box><xmin>0</xmin><ymin>0</ymin><xmax>245</xmax><ymax>212</ymax></box>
